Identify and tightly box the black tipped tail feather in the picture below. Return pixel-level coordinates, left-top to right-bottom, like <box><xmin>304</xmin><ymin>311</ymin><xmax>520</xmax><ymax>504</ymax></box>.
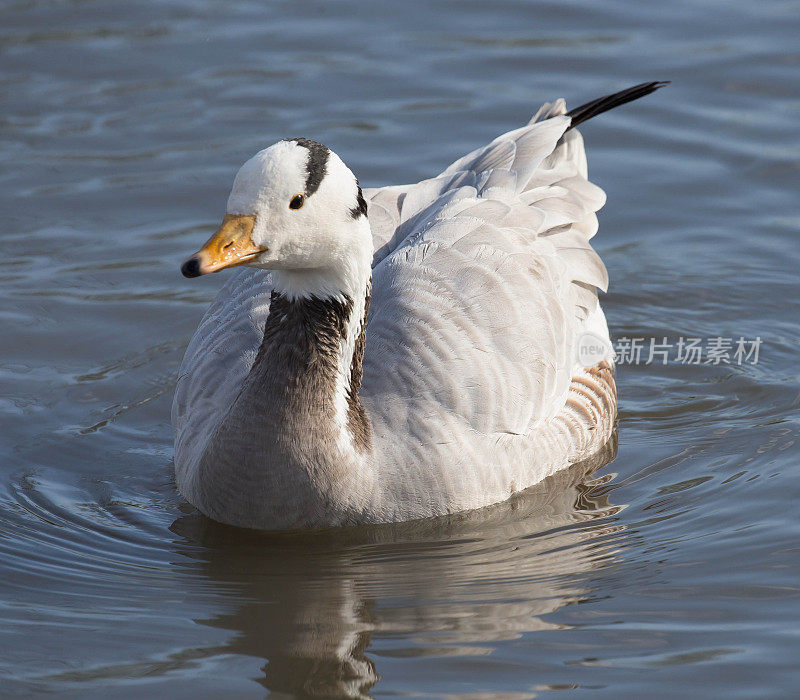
<box><xmin>566</xmin><ymin>81</ymin><xmax>669</xmax><ymax>130</ymax></box>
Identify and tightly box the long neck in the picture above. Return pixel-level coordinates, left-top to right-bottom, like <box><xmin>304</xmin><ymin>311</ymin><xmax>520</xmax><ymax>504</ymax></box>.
<box><xmin>257</xmin><ymin>285</ymin><xmax>372</xmax><ymax>454</ymax></box>
<box><xmin>196</xmin><ymin>245</ymin><xmax>375</xmax><ymax>529</ymax></box>
<box><xmin>267</xmin><ymin>235</ymin><xmax>374</xmax><ymax>453</ymax></box>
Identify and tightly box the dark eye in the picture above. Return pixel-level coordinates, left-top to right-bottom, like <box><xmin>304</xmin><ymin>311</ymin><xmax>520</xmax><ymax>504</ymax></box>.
<box><xmin>289</xmin><ymin>194</ymin><xmax>305</xmax><ymax>210</ymax></box>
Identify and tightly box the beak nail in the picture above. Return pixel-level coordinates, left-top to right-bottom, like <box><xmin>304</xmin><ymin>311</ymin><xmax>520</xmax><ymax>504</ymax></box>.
<box><xmin>181</xmin><ymin>257</ymin><xmax>202</xmax><ymax>278</ymax></box>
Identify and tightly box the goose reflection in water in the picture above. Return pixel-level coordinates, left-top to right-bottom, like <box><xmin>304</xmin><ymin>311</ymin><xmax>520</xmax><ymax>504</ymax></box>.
<box><xmin>170</xmin><ymin>435</ymin><xmax>620</xmax><ymax>697</ymax></box>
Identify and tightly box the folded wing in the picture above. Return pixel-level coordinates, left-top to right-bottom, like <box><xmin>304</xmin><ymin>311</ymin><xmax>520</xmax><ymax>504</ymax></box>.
<box><xmin>362</xmin><ymin>101</ymin><xmax>610</xmax><ymax>442</ymax></box>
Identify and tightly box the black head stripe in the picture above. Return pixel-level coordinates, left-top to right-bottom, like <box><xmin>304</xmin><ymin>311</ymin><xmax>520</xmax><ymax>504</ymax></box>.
<box><xmin>350</xmin><ymin>182</ymin><xmax>368</xmax><ymax>219</ymax></box>
<box><xmin>283</xmin><ymin>137</ymin><xmax>329</xmax><ymax>197</ymax></box>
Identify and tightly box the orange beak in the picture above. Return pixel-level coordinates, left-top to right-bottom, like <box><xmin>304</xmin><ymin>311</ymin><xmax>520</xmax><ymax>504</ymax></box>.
<box><xmin>181</xmin><ymin>214</ymin><xmax>265</xmax><ymax>278</ymax></box>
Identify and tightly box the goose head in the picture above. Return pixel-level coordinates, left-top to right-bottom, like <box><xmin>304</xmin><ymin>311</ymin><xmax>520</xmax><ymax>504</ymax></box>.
<box><xmin>181</xmin><ymin>138</ymin><xmax>371</xmax><ymax>299</ymax></box>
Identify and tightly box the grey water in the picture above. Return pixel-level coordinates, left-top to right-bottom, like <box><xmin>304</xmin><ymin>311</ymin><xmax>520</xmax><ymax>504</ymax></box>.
<box><xmin>1</xmin><ymin>0</ymin><xmax>799</xmax><ymax>696</ymax></box>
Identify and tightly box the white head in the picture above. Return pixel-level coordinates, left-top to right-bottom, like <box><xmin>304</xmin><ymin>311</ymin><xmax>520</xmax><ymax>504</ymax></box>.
<box><xmin>181</xmin><ymin>138</ymin><xmax>371</xmax><ymax>300</ymax></box>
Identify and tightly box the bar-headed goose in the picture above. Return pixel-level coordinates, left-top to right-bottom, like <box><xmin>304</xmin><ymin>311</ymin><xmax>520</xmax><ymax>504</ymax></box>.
<box><xmin>173</xmin><ymin>82</ymin><xmax>667</xmax><ymax>529</ymax></box>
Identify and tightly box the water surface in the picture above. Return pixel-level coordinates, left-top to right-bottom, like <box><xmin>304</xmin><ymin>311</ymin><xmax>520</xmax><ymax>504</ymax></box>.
<box><xmin>2</xmin><ymin>0</ymin><xmax>799</xmax><ymax>697</ymax></box>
